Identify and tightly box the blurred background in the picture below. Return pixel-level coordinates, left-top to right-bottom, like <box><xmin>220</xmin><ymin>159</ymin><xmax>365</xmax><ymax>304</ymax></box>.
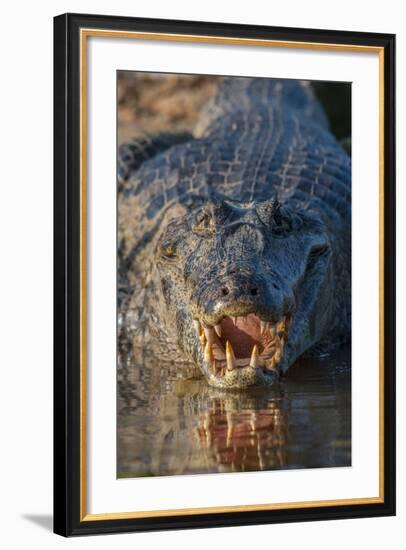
<box><xmin>117</xmin><ymin>71</ymin><xmax>351</xmax><ymax>145</ymax></box>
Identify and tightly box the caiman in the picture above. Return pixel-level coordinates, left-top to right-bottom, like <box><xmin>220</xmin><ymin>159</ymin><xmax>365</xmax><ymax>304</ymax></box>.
<box><xmin>118</xmin><ymin>77</ymin><xmax>351</xmax><ymax>389</ymax></box>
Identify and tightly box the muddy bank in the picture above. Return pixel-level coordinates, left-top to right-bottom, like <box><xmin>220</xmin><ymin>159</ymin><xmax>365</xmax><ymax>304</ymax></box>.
<box><xmin>118</xmin><ymin>72</ymin><xmax>219</xmax><ymax>144</ymax></box>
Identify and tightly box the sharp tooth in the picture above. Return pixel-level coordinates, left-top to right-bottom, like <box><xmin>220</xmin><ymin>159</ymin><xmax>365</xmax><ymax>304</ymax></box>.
<box><xmin>277</xmin><ymin>318</ymin><xmax>285</xmax><ymax>335</ymax></box>
<box><xmin>233</xmin><ymin>316</ymin><xmax>238</xmax><ymax>325</ymax></box>
<box><xmin>214</xmin><ymin>324</ymin><xmax>222</xmax><ymax>337</ymax></box>
<box><xmin>204</xmin><ymin>342</ymin><xmax>213</xmax><ymax>363</ymax></box>
<box><xmin>260</xmin><ymin>321</ymin><xmax>269</xmax><ymax>335</ymax></box>
<box><xmin>200</xmin><ymin>332</ymin><xmax>206</xmax><ymax>345</ymax></box>
<box><xmin>211</xmin><ymin>361</ymin><xmax>216</xmax><ymax>373</ymax></box>
<box><xmin>204</xmin><ymin>326</ymin><xmax>215</xmax><ymax>344</ymax></box>
<box><xmin>220</xmin><ymin>367</ymin><xmax>226</xmax><ymax>377</ymax></box>
<box><xmin>267</xmin><ymin>356</ymin><xmax>277</xmax><ymax>370</ymax></box>
<box><xmin>193</xmin><ymin>319</ymin><xmax>201</xmax><ymax>336</ymax></box>
<box><xmin>226</xmin><ymin>340</ymin><xmax>236</xmax><ymax>371</ymax></box>
<box><xmin>274</xmin><ymin>335</ymin><xmax>282</xmax><ymax>361</ymax></box>
<box><xmin>249</xmin><ymin>344</ymin><xmax>260</xmax><ymax>368</ymax></box>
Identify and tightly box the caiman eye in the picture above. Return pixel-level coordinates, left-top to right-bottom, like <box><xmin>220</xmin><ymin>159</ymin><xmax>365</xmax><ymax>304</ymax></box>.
<box><xmin>309</xmin><ymin>244</ymin><xmax>331</xmax><ymax>259</ymax></box>
<box><xmin>158</xmin><ymin>217</ymin><xmax>185</xmax><ymax>261</ymax></box>
<box><xmin>159</xmin><ymin>241</ymin><xmax>178</xmax><ymax>261</ymax></box>
<box><xmin>256</xmin><ymin>198</ymin><xmax>279</xmax><ymax>225</ymax></box>
<box><xmin>271</xmin><ymin>207</ymin><xmax>294</xmax><ymax>237</ymax></box>
<box><xmin>256</xmin><ymin>199</ymin><xmax>298</xmax><ymax>237</ymax></box>
<box><xmin>192</xmin><ymin>210</ymin><xmax>215</xmax><ymax>236</ymax></box>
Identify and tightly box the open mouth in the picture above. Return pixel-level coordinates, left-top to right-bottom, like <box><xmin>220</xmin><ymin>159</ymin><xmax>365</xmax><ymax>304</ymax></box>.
<box><xmin>193</xmin><ymin>313</ymin><xmax>291</xmax><ymax>382</ymax></box>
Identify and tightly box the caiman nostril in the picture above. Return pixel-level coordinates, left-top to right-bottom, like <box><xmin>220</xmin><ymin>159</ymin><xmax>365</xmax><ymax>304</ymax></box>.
<box><xmin>250</xmin><ymin>288</ymin><xmax>258</xmax><ymax>296</ymax></box>
<box><xmin>221</xmin><ymin>287</ymin><xmax>230</xmax><ymax>296</ymax></box>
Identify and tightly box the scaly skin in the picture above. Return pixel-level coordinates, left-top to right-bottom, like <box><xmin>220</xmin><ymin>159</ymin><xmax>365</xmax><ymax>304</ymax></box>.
<box><xmin>118</xmin><ymin>78</ymin><xmax>351</xmax><ymax>389</ymax></box>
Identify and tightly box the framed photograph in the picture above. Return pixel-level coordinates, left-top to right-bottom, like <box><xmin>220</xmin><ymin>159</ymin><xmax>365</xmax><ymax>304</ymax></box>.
<box><xmin>53</xmin><ymin>13</ymin><xmax>396</xmax><ymax>536</ymax></box>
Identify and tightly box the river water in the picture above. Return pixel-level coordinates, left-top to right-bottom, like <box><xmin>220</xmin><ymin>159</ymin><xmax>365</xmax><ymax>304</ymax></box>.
<box><xmin>117</xmin><ymin>345</ymin><xmax>351</xmax><ymax>478</ymax></box>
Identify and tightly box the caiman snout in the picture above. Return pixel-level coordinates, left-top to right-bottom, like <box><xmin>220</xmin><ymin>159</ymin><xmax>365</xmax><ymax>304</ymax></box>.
<box><xmin>189</xmin><ymin>268</ymin><xmax>295</xmax><ymax>386</ymax></box>
<box><xmin>219</xmin><ymin>274</ymin><xmax>262</xmax><ymax>300</ymax></box>
<box><xmin>193</xmin><ymin>270</ymin><xmax>293</xmax><ymax>327</ymax></box>
<box><xmin>215</xmin><ymin>273</ymin><xmax>272</xmax><ymax>318</ymax></box>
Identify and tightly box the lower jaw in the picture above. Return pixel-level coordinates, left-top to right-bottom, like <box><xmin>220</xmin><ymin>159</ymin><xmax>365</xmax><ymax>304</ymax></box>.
<box><xmin>202</xmin><ymin>362</ymin><xmax>280</xmax><ymax>389</ymax></box>
<box><xmin>193</xmin><ymin>314</ymin><xmax>291</xmax><ymax>388</ymax></box>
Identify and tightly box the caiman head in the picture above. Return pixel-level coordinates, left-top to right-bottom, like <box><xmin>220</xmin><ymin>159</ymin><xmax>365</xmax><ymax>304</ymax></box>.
<box><xmin>154</xmin><ymin>197</ymin><xmax>333</xmax><ymax>389</ymax></box>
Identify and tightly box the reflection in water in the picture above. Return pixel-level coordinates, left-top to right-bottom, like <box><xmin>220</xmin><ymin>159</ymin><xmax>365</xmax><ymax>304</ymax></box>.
<box><xmin>117</xmin><ymin>341</ymin><xmax>351</xmax><ymax>478</ymax></box>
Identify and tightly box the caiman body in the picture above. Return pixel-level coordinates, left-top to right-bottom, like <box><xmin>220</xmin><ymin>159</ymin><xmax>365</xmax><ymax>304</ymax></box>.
<box><xmin>118</xmin><ymin>78</ymin><xmax>351</xmax><ymax>389</ymax></box>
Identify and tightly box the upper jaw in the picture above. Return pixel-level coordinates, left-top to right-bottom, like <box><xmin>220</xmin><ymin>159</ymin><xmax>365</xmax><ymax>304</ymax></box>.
<box><xmin>192</xmin><ymin>312</ymin><xmax>292</xmax><ymax>388</ymax></box>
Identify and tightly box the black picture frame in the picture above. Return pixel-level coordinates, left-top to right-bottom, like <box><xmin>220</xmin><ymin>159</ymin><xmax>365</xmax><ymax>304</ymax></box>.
<box><xmin>54</xmin><ymin>12</ymin><xmax>396</xmax><ymax>536</ymax></box>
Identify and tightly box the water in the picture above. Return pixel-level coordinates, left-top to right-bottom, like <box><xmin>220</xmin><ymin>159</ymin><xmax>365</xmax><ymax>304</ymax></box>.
<box><xmin>117</xmin><ymin>345</ymin><xmax>351</xmax><ymax>478</ymax></box>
